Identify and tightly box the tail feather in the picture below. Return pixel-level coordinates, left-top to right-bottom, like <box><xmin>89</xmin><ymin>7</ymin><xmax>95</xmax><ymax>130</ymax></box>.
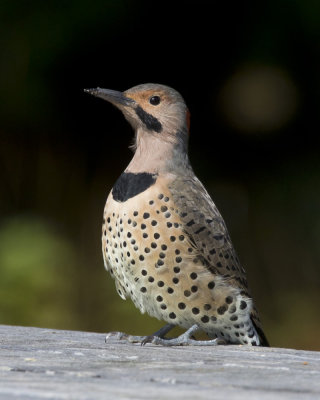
<box><xmin>252</xmin><ymin>317</ymin><xmax>270</xmax><ymax>347</ymax></box>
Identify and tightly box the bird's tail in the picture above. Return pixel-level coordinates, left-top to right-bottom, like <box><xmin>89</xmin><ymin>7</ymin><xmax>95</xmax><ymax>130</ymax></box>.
<box><xmin>251</xmin><ymin>317</ymin><xmax>270</xmax><ymax>347</ymax></box>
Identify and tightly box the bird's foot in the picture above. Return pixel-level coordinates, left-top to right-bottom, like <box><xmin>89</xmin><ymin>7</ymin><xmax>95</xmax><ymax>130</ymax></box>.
<box><xmin>105</xmin><ymin>324</ymin><xmax>226</xmax><ymax>346</ymax></box>
<box><xmin>149</xmin><ymin>324</ymin><xmax>226</xmax><ymax>346</ymax></box>
<box><xmin>105</xmin><ymin>324</ymin><xmax>175</xmax><ymax>345</ymax></box>
<box><xmin>105</xmin><ymin>331</ymin><xmax>143</xmax><ymax>343</ymax></box>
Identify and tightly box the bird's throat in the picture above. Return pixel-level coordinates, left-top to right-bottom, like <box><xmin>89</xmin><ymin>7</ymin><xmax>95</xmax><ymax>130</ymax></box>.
<box><xmin>126</xmin><ymin>128</ymin><xmax>190</xmax><ymax>175</ymax></box>
<box><xmin>126</xmin><ymin>130</ymin><xmax>173</xmax><ymax>174</ymax></box>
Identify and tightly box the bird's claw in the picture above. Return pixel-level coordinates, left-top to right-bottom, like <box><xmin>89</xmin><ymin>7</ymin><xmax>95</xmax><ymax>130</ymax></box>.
<box><xmin>140</xmin><ymin>335</ymin><xmax>155</xmax><ymax>346</ymax></box>
<box><xmin>105</xmin><ymin>331</ymin><xmax>130</xmax><ymax>342</ymax></box>
<box><xmin>105</xmin><ymin>331</ymin><xmax>153</xmax><ymax>344</ymax></box>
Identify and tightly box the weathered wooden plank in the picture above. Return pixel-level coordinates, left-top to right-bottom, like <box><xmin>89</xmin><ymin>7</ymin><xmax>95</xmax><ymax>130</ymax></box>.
<box><xmin>0</xmin><ymin>325</ymin><xmax>319</xmax><ymax>399</ymax></box>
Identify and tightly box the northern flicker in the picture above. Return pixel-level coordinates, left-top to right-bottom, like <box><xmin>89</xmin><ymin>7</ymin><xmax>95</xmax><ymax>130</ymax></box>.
<box><xmin>85</xmin><ymin>83</ymin><xmax>269</xmax><ymax>347</ymax></box>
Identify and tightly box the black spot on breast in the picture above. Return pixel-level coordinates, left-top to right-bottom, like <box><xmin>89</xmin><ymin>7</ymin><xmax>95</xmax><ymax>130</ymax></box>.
<box><xmin>112</xmin><ymin>172</ymin><xmax>157</xmax><ymax>202</ymax></box>
<box><xmin>217</xmin><ymin>305</ymin><xmax>227</xmax><ymax>315</ymax></box>
<box><xmin>135</xmin><ymin>105</ymin><xmax>162</xmax><ymax>133</ymax></box>
<box><xmin>240</xmin><ymin>300</ymin><xmax>247</xmax><ymax>310</ymax></box>
<box><xmin>208</xmin><ymin>281</ymin><xmax>215</xmax><ymax>289</ymax></box>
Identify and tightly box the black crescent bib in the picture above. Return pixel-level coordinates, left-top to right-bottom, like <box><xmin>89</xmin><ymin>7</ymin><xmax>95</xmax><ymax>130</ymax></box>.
<box><xmin>112</xmin><ymin>172</ymin><xmax>157</xmax><ymax>202</ymax></box>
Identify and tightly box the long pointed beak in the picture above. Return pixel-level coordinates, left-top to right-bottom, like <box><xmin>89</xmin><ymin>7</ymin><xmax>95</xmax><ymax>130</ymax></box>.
<box><xmin>84</xmin><ymin>87</ymin><xmax>135</xmax><ymax>107</ymax></box>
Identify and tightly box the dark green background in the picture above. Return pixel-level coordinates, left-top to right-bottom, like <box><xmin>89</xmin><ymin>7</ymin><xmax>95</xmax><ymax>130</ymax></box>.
<box><xmin>0</xmin><ymin>0</ymin><xmax>319</xmax><ymax>350</ymax></box>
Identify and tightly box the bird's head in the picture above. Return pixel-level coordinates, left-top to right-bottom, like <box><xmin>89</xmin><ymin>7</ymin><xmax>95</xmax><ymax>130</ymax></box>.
<box><xmin>85</xmin><ymin>83</ymin><xmax>191</xmax><ymax>173</ymax></box>
<box><xmin>85</xmin><ymin>83</ymin><xmax>189</xmax><ymax>144</ymax></box>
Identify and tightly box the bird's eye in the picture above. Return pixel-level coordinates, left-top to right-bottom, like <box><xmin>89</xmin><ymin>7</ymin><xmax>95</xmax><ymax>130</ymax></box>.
<box><xmin>149</xmin><ymin>95</ymin><xmax>161</xmax><ymax>106</ymax></box>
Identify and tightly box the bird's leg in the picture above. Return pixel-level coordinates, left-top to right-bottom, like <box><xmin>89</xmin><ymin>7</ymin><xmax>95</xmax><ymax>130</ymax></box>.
<box><xmin>105</xmin><ymin>324</ymin><xmax>175</xmax><ymax>344</ymax></box>
<box><xmin>150</xmin><ymin>324</ymin><xmax>225</xmax><ymax>346</ymax></box>
<box><xmin>140</xmin><ymin>324</ymin><xmax>175</xmax><ymax>345</ymax></box>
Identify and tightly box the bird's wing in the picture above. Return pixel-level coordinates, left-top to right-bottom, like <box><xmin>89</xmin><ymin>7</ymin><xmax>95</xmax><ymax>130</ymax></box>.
<box><xmin>169</xmin><ymin>175</ymin><xmax>249</xmax><ymax>291</ymax></box>
<box><xmin>168</xmin><ymin>175</ymin><xmax>268</xmax><ymax>343</ymax></box>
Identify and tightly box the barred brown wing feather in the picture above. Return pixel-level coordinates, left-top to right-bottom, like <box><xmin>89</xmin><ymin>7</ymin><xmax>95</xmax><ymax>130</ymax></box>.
<box><xmin>168</xmin><ymin>176</ymin><xmax>249</xmax><ymax>292</ymax></box>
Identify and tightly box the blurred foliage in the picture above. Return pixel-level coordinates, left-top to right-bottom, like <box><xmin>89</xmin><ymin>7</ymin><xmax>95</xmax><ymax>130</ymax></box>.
<box><xmin>0</xmin><ymin>216</ymin><xmax>77</xmax><ymax>327</ymax></box>
<box><xmin>0</xmin><ymin>0</ymin><xmax>319</xmax><ymax>350</ymax></box>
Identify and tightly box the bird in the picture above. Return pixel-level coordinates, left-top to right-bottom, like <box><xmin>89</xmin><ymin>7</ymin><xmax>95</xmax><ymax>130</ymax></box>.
<box><xmin>84</xmin><ymin>83</ymin><xmax>269</xmax><ymax>347</ymax></box>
